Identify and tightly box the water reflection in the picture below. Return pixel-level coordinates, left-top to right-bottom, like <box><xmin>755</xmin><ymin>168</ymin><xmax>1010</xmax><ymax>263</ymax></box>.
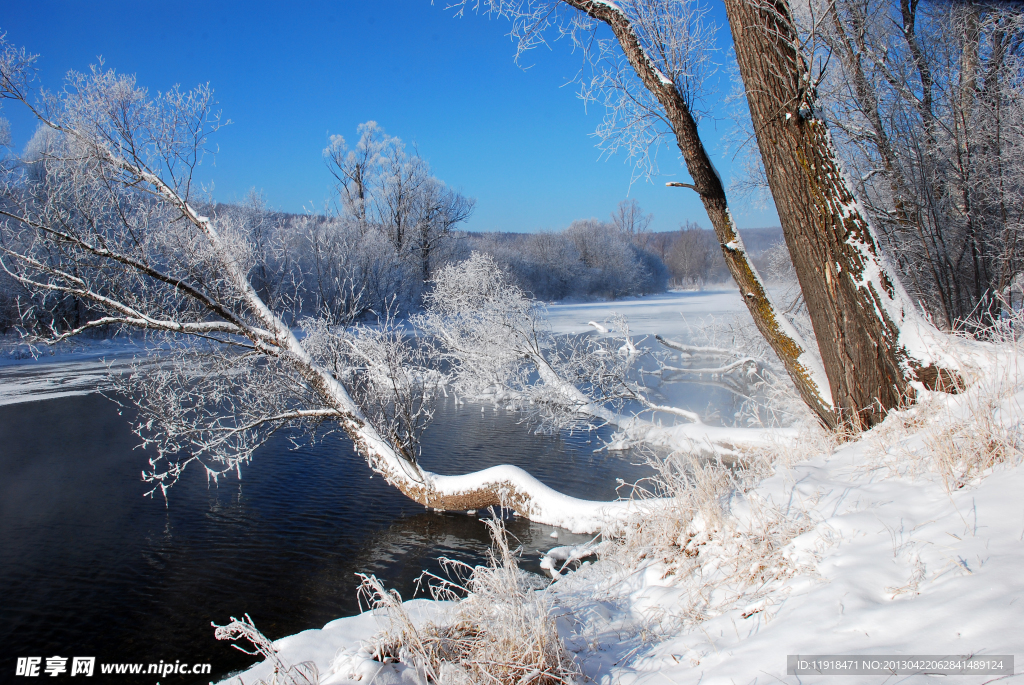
<box><xmin>0</xmin><ymin>392</ymin><xmax>651</xmax><ymax>683</ymax></box>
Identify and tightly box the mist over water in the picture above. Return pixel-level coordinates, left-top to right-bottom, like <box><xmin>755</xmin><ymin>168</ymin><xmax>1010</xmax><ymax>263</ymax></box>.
<box><xmin>0</xmin><ymin>391</ymin><xmax>653</xmax><ymax>683</ymax></box>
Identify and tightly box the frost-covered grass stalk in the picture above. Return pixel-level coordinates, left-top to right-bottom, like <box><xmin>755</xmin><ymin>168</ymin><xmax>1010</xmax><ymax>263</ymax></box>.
<box><xmin>214</xmin><ymin>614</ymin><xmax>320</xmax><ymax>685</ymax></box>
<box><xmin>587</xmin><ymin>441</ymin><xmax>815</xmax><ymax>632</ymax></box>
<box><xmin>867</xmin><ymin>310</ymin><xmax>1024</xmax><ymax>492</ymax></box>
<box><xmin>355</xmin><ymin>516</ymin><xmax>580</xmax><ymax>685</ymax></box>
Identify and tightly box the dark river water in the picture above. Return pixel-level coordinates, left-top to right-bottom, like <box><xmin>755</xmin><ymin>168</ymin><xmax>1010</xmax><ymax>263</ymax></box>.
<box><xmin>0</xmin><ymin>388</ymin><xmax>655</xmax><ymax>683</ymax></box>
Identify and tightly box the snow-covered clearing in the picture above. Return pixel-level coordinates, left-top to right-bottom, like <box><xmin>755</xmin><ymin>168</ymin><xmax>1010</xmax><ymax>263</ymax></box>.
<box><xmin>0</xmin><ymin>337</ymin><xmax>167</xmax><ymax>406</ymax></box>
<box><xmin>543</xmin><ymin>289</ymin><xmax>744</xmax><ymax>337</ymax></box>
<box><xmin>216</xmin><ymin>290</ymin><xmax>1023</xmax><ymax>685</ymax></box>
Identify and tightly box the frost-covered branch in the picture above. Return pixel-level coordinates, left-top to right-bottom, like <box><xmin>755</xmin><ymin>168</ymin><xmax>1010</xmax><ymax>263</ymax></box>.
<box><xmin>419</xmin><ymin>253</ymin><xmax>667</xmax><ymax>430</ymax></box>
<box><xmin>450</xmin><ymin>0</ymin><xmax>837</xmax><ymax>428</ymax></box>
<box><xmin>0</xmin><ymin>42</ymin><xmax>672</xmax><ymax>532</ymax></box>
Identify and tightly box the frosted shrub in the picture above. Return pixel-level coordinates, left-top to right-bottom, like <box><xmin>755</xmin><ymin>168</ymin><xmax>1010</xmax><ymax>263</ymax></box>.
<box><xmin>461</xmin><ymin>219</ymin><xmax>668</xmax><ymax>301</ymax></box>
<box><xmin>357</xmin><ymin>516</ymin><xmax>580</xmax><ymax>685</ymax></box>
<box><xmin>214</xmin><ymin>615</ymin><xmax>319</xmax><ymax>685</ymax></box>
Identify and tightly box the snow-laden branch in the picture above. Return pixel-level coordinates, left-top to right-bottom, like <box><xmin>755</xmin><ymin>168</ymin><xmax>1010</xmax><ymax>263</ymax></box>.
<box><xmin>0</xmin><ymin>39</ymin><xmax>808</xmax><ymax>532</ymax></box>
<box><xmin>0</xmin><ymin>50</ymin><xmax>701</xmax><ymax>531</ymax></box>
<box><xmin>656</xmin><ymin>334</ymin><xmax>739</xmax><ymax>358</ymax></box>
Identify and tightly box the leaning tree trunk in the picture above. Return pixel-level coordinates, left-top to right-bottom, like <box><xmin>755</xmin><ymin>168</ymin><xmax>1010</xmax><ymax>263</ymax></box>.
<box><xmin>722</xmin><ymin>0</ymin><xmax>957</xmax><ymax>429</ymax></box>
<box><xmin>564</xmin><ymin>0</ymin><xmax>837</xmax><ymax>429</ymax></box>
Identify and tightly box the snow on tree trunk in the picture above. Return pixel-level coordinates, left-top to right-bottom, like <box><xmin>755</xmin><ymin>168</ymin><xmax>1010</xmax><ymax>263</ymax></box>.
<box><xmin>722</xmin><ymin>0</ymin><xmax>960</xmax><ymax>429</ymax></box>
<box><xmin>562</xmin><ymin>0</ymin><xmax>836</xmax><ymax>429</ymax></box>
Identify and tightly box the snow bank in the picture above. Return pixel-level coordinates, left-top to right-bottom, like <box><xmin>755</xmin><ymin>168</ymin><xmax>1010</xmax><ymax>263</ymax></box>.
<box><xmin>219</xmin><ymin>344</ymin><xmax>1024</xmax><ymax>685</ymax></box>
<box><xmin>216</xmin><ymin>600</ymin><xmax>450</xmax><ymax>685</ymax></box>
<box><xmin>552</xmin><ymin>361</ymin><xmax>1024</xmax><ymax>684</ymax></box>
<box><xmin>0</xmin><ymin>358</ymin><xmax>134</xmax><ymax>406</ymax></box>
<box><xmin>544</xmin><ymin>290</ymin><xmax>744</xmax><ymax>337</ymax></box>
<box><xmin>0</xmin><ymin>337</ymin><xmax>167</xmax><ymax>406</ymax></box>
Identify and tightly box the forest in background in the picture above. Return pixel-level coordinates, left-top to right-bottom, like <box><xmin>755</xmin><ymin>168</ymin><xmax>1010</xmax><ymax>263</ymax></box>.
<box><xmin>0</xmin><ymin>118</ymin><xmax>787</xmax><ymax>336</ymax></box>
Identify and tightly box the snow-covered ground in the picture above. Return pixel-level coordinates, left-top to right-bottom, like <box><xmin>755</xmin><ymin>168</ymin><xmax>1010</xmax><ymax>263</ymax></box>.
<box><xmin>0</xmin><ymin>336</ymin><xmax>165</xmax><ymax>405</ymax></box>
<box><xmin>216</xmin><ymin>291</ymin><xmax>1023</xmax><ymax>685</ymax></box>
<box><xmin>554</xmin><ymin>381</ymin><xmax>1024</xmax><ymax>684</ymax></box>
<box><xmin>543</xmin><ymin>288</ymin><xmax>744</xmax><ymax>337</ymax></box>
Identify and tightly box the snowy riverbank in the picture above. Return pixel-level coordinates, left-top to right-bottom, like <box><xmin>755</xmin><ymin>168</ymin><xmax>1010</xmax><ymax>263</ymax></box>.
<box><xmin>214</xmin><ymin>291</ymin><xmax>1024</xmax><ymax>684</ymax></box>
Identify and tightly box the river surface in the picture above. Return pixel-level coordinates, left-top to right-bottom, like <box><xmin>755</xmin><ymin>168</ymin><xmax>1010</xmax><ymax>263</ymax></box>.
<box><xmin>0</xmin><ymin>383</ymin><xmax>655</xmax><ymax>683</ymax></box>
<box><xmin>0</xmin><ymin>291</ymin><xmax>753</xmax><ymax>683</ymax></box>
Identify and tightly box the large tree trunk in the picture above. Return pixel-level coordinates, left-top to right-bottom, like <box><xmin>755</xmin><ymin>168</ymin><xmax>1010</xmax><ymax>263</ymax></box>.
<box><xmin>722</xmin><ymin>0</ymin><xmax>957</xmax><ymax>429</ymax></box>
<box><xmin>563</xmin><ymin>0</ymin><xmax>836</xmax><ymax>429</ymax></box>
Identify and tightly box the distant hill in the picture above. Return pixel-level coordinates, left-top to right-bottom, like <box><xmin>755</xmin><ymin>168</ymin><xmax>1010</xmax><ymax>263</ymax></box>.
<box><xmin>736</xmin><ymin>227</ymin><xmax>784</xmax><ymax>255</ymax></box>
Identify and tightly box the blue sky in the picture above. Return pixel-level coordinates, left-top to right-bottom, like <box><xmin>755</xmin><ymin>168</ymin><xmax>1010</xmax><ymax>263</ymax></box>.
<box><xmin>1</xmin><ymin>1</ymin><xmax>779</xmax><ymax>233</ymax></box>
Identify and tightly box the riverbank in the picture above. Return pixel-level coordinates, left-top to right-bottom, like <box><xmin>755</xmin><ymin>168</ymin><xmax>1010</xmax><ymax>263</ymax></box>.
<box><xmin>216</xmin><ymin>298</ymin><xmax>1024</xmax><ymax>684</ymax></box>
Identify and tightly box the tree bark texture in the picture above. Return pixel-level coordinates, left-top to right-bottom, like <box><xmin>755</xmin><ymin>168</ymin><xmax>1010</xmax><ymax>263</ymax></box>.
<box><xmin>722</xmin><ymin>0</ymin><xmax>955</xmax><ymax>429</ymax></box>
<box><xmin>563</xmin><ymin>0</ymin><xmax>837</xmax><ymax>429</ymax></box>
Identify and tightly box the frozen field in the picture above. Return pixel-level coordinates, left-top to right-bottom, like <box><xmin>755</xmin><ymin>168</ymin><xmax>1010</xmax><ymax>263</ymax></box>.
<box><xmin>544</xmin><ymin>288</ymin><xmax>745</xmax><ymax>337</ymax></box>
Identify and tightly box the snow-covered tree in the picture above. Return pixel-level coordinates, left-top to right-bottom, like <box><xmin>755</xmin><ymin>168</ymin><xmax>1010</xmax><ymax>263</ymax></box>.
<box><xmin>721</xmin><ymin>0</ymin><xmax>963</xmax><ymax>426</ymax></box>
<box><xmin>667</xmin><ymin>221</ymin><xmax>715</xmax><ymax>286</ymax></box>
<box><xmin>0</xmin><ymin>16</ymin><xmax>913</xmax><ymax>535</ymax></box>
<box><xmin>610</xmin><ymin>197</ymin><xmax>653</xmax><ymax>248</ymax></box>
<box><xmin>812</xmin><ymin>0</ymin><xmax>1024</xmax><ymax>332</ymax></box>
<box><xmin>324</xmin><ymin>122</ymin><xmax>475</xmax><ymax>288</ymax></box>
<box><xmin>0</xmin><ymin>40</ymin><xmax>679</xmax><ymax>533</ymax></box>
<box><xmin>462</xmin><ymin>220</ymin><xmax>668</xmax><ymax>300</ymax></box>
<box><xmin>454</xmin><ymin>0</ymin><xmax>965</xmax><ymax>430</ymax></box>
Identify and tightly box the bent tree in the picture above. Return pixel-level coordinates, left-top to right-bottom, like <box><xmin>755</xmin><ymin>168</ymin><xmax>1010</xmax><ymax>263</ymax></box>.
<box><xmin>0</xmin><ymin>41</ymin><xmax>696</xmax><ymax>534</ymax></box>
<box><xmin>469</xmin><ymin>0</ymin><xmax>959</xmax><ymax>429</ymax></box>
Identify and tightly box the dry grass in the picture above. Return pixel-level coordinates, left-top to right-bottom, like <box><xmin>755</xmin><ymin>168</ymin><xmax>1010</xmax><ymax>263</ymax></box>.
<box><xmin>590</xmin><ymin>442</ymin><xmax>817</xmax><ymax>637</ymax></box>
<box><xmin>928</xmin><ymin>315</ymin><xmax>1024</xmax><ymax>489</ymax></box>
<box><xmin>867</xmin><ymin>314</ymin><xmax>1024</xmax><ymax>491</ymax></box>
<box><xmin>925</xmin><ymin>380</ymin><xmax>1024</xmax><ymax>492</ymax></box>
<box><xmin>214</xmin><ymin>614</ymin><xmax>319</xmax><ymax>685</ymax></box>
<box><xmin>357</xmin><ymin>516</ymin><xmax>581</xmax><ymax>685</ymax></box>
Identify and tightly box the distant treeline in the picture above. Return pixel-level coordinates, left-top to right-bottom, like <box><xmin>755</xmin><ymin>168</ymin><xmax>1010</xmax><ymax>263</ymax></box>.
<box><xmin>0</xmin><ymin>120</ymin><xmax>788</xmax><ymax>334</ymax></box>
<box><xmin>461</xmin><ymin>219</ymin><xmax>668</xmax><ymax>301</ymax></box>
<box><xmin>0</xmin><ymin>202</ymin><xmax>788</xmax><ymax>334</ymax></box>
<box><xmin>644</xmin><ymin>223</ymin><xmax>789</xmax><ymax>288</ymax></box>
<box><xmin>461</xmin><ymin>222</ymin><xmax>788</xmax><ymax>301</ymax></box>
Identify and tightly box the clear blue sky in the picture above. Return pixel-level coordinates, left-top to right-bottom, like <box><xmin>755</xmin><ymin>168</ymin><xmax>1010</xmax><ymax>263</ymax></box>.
<box><xmin>1</xmin><ymin>1</ymin><xmax>779</xmax><ymax>233</ymax></box>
